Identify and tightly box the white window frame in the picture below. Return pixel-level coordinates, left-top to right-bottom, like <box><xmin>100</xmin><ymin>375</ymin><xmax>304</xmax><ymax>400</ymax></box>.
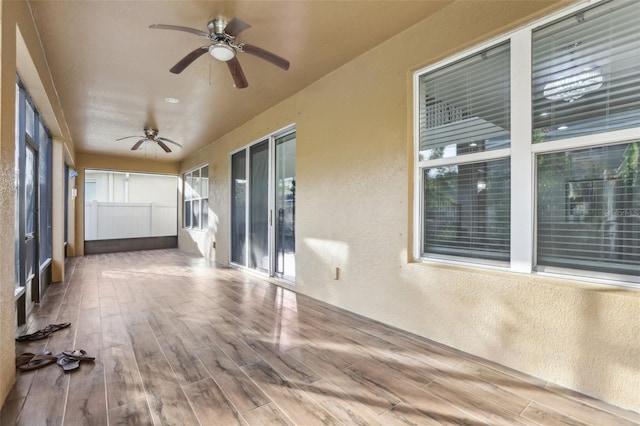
<box><xmin>414</xmin><ymin>0</ymin><xmax>640</xmax><ymax>287</ymax></box>
<box><xmin>183</xmin><ymin>164</ymin><xmax>209</xmax><ymax>231</ymax></box>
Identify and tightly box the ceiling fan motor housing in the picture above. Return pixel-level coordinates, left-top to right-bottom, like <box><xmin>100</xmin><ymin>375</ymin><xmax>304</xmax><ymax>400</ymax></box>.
<box><xmin>144</xmin><ymin>128</ymin><xmax>159</xmax><ymax>139</ymax></box>
<box><xmin>209</xmin><ymin>19</ymin><xmax>228</xmax><ymax>36</ymax></box>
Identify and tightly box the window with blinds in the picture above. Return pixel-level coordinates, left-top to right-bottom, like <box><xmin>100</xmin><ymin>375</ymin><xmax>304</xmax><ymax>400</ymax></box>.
<box><xmin>424</xmin><ymin>158</ymin><xmax>511</xmax><ymax>261</ymax></box>
<box><xmin>418</xmin><ymin>41</ymin><xmax>511</xmax><ymax>263</ymax></box>
<box><xmin>414</xmin><ymin>0</ymin><xmax>639</xmax><ymax>284</ymax></box>
<box><xmin>533</xmin><ymin>0</ymin><xmax>640</xmax><ymax>283</ymax></box>
<box><xmin>418</xmin><ymin>42</ymin><xmax>510</xmax><ymax>161</ymax></box>
<box><xmin>537</xmin><ymin>142</ymin><xmax>640</xmax><ymax>276</ymax></box>
<box><xmin>532</xmin><ymin>0</ymin><xmax>640</xmax><ymax>142</ymax></box>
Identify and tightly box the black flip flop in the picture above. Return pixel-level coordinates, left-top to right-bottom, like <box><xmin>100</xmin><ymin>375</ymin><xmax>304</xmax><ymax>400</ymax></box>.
<box><xmin>15</xmin><ymin>329</ymin><xmax>49</xmax><ymax>342</ymax></box>
<box><xmin>15</xmin><ymin>323</ymin><xmax>71</xmax><ymax>342</ymax></box>
<box><xmin>62</xmin><ymin>349</ymin><xmax>95</xmax><ymax>361</ymax></box>
<box><xmin>43</xmin><ymin>322</ymin><xmax>71</xmax><ymax>334</ymax></box>
<box><xmin>16</xmin><ymin>351</ymin><xmax>57</xmax><ymax>371</ymax></box>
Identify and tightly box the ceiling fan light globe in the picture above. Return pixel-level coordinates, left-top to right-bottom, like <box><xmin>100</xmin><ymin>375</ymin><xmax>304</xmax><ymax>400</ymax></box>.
<box><xmin>209</xmin><ymin>43</ymin><xmax>235</xmax><ymax>62</ymax></box>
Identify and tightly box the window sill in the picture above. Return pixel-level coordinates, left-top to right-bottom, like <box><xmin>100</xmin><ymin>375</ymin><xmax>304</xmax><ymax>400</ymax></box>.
<box><xmin>417</xmin><ymin>254</ymin><xmax>510</xmax><ymax>272</ymax></box>
<box><xmin>182</xmin><ymin>227</ymin><xmax>208</xmax><ymax>233</ymax></box>
<box><xmin>15</xmin><ymin>286</ymin><xmax>25</xmax><ymax>301</ymax></box>
<box><xmin>414</xmin><ymin>256</ymin><xmax>640</xmax><ymax>293</ymax></box>
<box><xmin>534</xmin><ymin>267</ymin><xmax>640</xmax><ymax>292</ymax></box>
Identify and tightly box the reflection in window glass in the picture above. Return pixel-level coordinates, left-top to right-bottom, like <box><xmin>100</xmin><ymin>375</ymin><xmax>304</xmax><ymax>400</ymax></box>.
<box><xmin>39</xmin><ymin>122</ymin><xmax>52</xmax><ymax>263</ymax></box>
<box><xmin>532</xmin><ymin>1</ymin><xmax>640</xmax><ymax>142</ymax></box>
<box><xmin>185</xmin><ymin>173</ymin><xmax>195</xmax><ymax>200</ymax></box>
<box><xmin>192</xmin><ymin>169</ymin><xmax>201</xmax><ymax>199</ymax></box>
<box><xmin>418</xmin><ymin>42</ymin><xmax>510</xmax><ymax>160</ymax></box>
<box><xmin>201</xmin><ymin>199</ymin><xmax>208</xmax><ymax>229</ymax></box>
<box><xmin>25</xmin><ymin>100</ymin><xmax>34</xmax><ymax>139</ymax></box>
<box><xmin>423</xmin><ymin>158</ymin><xmax>511</xmax><ymax>261</ymax></box>
<box><xmin>537</xmin><ymin>142</ymin><xmax>640</xmax><ymax>276</ymax></box>
<box><xmin>192</xmin><ymin>199</ymin><xmax>200</xmax><ymax>229</ymax></box>
<box><xmin>231</xmin><ymin>152</ymin><xmax>247</xmax><ymax>265</ymax></box>
<box><xmin>25</xmin><ymin>147</ymin><xmax>35</xmax><ymax>234</ymax></box>
<box><xmin>184</xmin><ymin>200</ymin><xmax>192</xmax><ymax>229</ymax></box>
<box><xmin>201</xmin><ymin>166</ymin><xmax>209</xmax><ymax>199</ymax></box>
<box><xmin>183</xmin><ymin>165</ymin><xmax>209</xmax><ymax>230</ymax></box>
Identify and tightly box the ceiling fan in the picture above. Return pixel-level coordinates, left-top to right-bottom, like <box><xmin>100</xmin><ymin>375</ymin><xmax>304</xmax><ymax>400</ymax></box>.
<box><xmin>149</xmin><ymin>17</ymin><xmax>290</xmax><ymax>89</ymax></box>
<box><xmin>116</xmin><ymin>128</ymin><xmax>182</xmax><ymax>153</ymax></box>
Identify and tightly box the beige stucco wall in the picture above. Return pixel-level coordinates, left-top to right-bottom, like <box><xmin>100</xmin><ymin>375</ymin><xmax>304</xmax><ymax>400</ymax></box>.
<box><xmin>0</xmin><ymin>0</ymin><xmax>15</xmax><ymax>407</ymax></box>
<box><xmin>180</xmin><ymin>0</ymin><xmax>640</xmax><ymax>412</ymax></box>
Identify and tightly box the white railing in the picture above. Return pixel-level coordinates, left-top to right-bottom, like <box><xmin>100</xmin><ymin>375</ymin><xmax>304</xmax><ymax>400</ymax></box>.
<box><xmin>85</xmin><ymin>201</ymin><xmax>177</xmax><ymax>241</ymax></box>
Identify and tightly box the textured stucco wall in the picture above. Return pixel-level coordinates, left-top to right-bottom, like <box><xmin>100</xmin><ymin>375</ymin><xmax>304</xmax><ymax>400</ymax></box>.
<box><xmin>179</xmin><ymin>0</ymin><xmax>639</xmax><ymax>412</ymax></box>
<box><xmin>0</xmin><ymin>0</ymin><xmax>17</xmax><ymax>407</ymax></box>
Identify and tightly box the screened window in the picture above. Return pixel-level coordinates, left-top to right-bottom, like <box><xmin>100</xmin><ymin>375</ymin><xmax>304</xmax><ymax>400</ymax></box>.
<box><xmin>84</xmin><ymin>170</ymin><xmax>178</xmax><ymax>241</ymax></box>
<box><xmin>183</xmin><ymin>165</ymin><xmax>209</xmax><ymax>230</ymax></box>
<box><xmin>38</xmin><ymin>121</ymin><xmax>52</xmax><ymax>264</ymax></box>
<box><xmin>418</xmin><ymin>42</ymin><xmax>511</xmax><ymax>263</ymax></box>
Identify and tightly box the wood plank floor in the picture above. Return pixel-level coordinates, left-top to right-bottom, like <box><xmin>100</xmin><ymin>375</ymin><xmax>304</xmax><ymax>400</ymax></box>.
<box><xmin>3</xmin><ymin>249</ymin><xmax>639</xmax><ymax>425</ymax></box>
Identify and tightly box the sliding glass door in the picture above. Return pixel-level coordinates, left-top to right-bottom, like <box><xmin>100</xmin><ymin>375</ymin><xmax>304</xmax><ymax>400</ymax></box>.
<box><xmin>274</xmin><ymin>132</ymin><xmax>296</xmax><ymax>280</ymax></box>
<box><xmin>231</xmin><ymin>151</ymin><xmax>247</xmax><ymax>265</ymax></box>
<box><xmin>249</xmin><ymin>141</ymin><xmax>270</xmax><ymax>272</ymax></box>
<box><xmin>230</xmin><ymin>128</ymin><xmax>296</xmax><ymax>281</ymax></box>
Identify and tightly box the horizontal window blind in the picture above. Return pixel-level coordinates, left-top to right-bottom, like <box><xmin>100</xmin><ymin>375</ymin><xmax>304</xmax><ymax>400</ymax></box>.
<box><xmin>532</xmin><ymin>0</ymin><xmax>640</xmax><ymax>142</ymax></box>
<box><xmin>423</xmin><ymin>158</ymin><xmax>511</xmax><ymax>261</ymax></box>
<box><xmin>418</xmin><ymin>42</ymin><xmax>510</xmax><ymax>161</ymax></box>
<box><xmin>537</xmin><ymin>142</ymin><xmax>640</xmax><ymax>276</ymax></box>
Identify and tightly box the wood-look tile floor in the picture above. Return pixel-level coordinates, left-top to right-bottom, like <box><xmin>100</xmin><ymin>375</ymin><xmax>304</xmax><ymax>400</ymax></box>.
<box><xmin>2</xmin><ymin>249</ymin><xmax>639</xmax><ymax>425</ymax></box>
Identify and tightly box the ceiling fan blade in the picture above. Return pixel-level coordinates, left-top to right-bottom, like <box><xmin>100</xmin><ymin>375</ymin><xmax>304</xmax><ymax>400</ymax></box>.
<box><xmin>131</xmin><ymin>139</ymin><xmax>145</xmax><ymax>151</ymax></box>
<box><xmin>156</xmin><ymin>140</ymin><xmax>172</xmax><ymax>153</ymax></box>
<box><xmin>149</xmin><ymin>24</ymin><xmax>209</xmax><ymax>39</ymax></box>
<box><xmin>157</xmin><ymin>137</ymin><xmax>183</xmax><ymax>148</ymax></box>
<box><xmin>170</xmin><ymin>46</ymin><xmax>209</xmax><ymax>74</ymax></box>
<box><xmin>241</xmin><ymin>43</ymin><xmax>289</xmax><ymax>70</ymax></box>
<box><xmin>224</xmin><ymin>18</ymin><xmax>251</xmax><ymax>37</ymax></box>
<box><xmin>226</xmin><ymin>57</ymin><xmax>248</xmax><ymax>89</ymax></box>
<box><xmin>116</xmin><ymin>135</ymin><xmax>144</xmax><ymax>141</ymax></box>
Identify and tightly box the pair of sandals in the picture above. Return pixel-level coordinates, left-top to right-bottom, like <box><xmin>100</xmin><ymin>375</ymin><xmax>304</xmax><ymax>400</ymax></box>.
<box><xmin>56</xmin><ymin>350</ymin><xmax>95</xmax><ymax>372</ymax></box>
<box><xmin>15</xmin><ymin>350</ymin><xmax>95</xmax><ymax>372</ymax></box>
<box><xmin>15</xmin><ymin>323</ymin><xmax>71</xmax><ymax>342</ymax></box>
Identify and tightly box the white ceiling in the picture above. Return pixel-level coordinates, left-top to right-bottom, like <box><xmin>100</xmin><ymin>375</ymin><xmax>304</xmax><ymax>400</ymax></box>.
<box><xmin>28</xmin><ymin>0</ymin><xmax>452</xmax><ymax>162</ymax></box>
